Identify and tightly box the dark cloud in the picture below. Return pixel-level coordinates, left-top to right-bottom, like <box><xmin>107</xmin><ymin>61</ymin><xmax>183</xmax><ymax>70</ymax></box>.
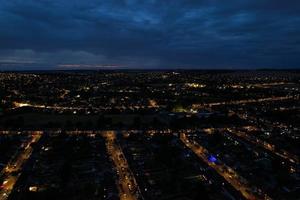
<box><xmin>0</xmin><ymin>0</ymin><xmax>299</xmax><ymax>69</ymax></box>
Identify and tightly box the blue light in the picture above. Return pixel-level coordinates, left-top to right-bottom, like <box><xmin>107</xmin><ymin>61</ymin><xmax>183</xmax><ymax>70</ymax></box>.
<box><xmin>208</xmin><ymin>155</ymin><xmax>217</xmax><ymax>163</ymax></box>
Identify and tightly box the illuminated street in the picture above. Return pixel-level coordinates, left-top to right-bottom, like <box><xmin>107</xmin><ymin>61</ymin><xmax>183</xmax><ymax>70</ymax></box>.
<box><xmin>0</xmin><ymin>132</ymin><xmax>42</xmax><ymax>200</ymax></box>
<box><xmin>192</xmin><ymin>96</ymin><xmax>297</xmax><ymax>109</ymax></box>
<box><xmin>226</xmin><ymin>128</ymin><xmax>299</xmax><ymax>164</ymax></box>
<box><xmin>103</xmin><ymin>131</ymin><xmax>142</xmax><ymax>200</ymax></box>
<box><xmin>180</xmin><ymin>133</ymin><xmax>271</xmax><ymax>200</ymax></box>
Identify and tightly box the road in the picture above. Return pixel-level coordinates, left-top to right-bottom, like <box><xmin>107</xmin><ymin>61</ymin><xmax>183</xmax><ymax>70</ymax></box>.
<box><xmin>180</xmin><ymin>133</ymin><xmax>271</xmax><ymax>200</ymax></box>
<box><xmin>192</xmin><ymin>96</ymin><xmax>297</xmax><ymax>109</ymax></box>
<box><xmin>232</xmin><ymin>111</ymin><xmax>299</xmax><ymax>165</ymax></box>
<box><xmin>225</xmin><ymin>128</ymin><xmax>299</xmax><ymax>165</ymax></box>
<box><xmin>103</xmin><ymin>131</ymin><xmax>142</xmax><ymax>200</ymax></box>
<box><xmin>0</xmin><ymin>132</ymin><xmax>42</xmax><ymax>200</ymax></box>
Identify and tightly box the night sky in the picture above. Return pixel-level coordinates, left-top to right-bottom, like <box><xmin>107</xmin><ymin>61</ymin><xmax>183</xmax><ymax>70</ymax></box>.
<box><xmin>0</xmin><ymin>0</ymin><xmax>300</xmax><ymax>70</ymax></box>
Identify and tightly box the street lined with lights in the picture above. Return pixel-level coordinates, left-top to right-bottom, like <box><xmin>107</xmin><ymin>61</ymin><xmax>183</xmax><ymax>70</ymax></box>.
<box><xmin>0</xmin><ymin>132</ymin><xmax>42</xmax><ymax>200</ymax></box>
<box><xmin>103</xmin><ymin>131</ymin><xmax>143</xmax><ymax>200</ymax></box>
<box><xmin>180</xmin><ymin>133</ymin><xmax>271</xmax><ymax>200</ymax></box>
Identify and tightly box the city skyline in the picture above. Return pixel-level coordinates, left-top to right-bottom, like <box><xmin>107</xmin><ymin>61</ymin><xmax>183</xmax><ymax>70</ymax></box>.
<box><xmin>0</xmin><ymin>71</ymin><xmax>299</xmax><ymax>200</ymax></box>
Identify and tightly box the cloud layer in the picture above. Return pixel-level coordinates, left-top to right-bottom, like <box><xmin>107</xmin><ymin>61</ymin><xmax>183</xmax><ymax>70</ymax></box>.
<box><xmin>0</xmin><ymin>0</ymin><xmax>300</xmax><ymax>69</ymax></box>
